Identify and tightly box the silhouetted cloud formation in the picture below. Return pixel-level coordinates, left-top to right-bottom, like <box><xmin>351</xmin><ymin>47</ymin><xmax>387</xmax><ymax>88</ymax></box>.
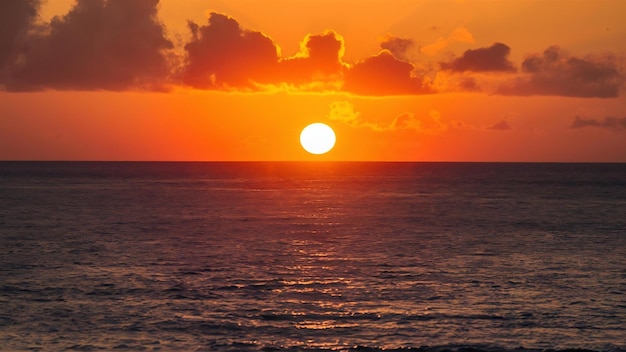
<box><xmin>181</xmin><ymin>15</ymin><xmax>428</xmax><ymax>95</ymax></box>
<box><xmin>0</xmin><ymin>4</ymin><xmax>622</xmax><ymax>98</ymax></box>
<box><xmin>499</xmin><ymin>46</ymin><xmax>622</xmax><ymax>98</ymax></box>
<box><xmin>440</xmin><ymin>43</ymin><xmax>516</xmax><ymax>72</ymax></box>
<box><xmin>571</xmin><ymin>116</ymin><xmax>626</xmax><ymax>131</ymax></box>
<box><xmin>182</xmin><ymin>13</ymin><xmax>279</xmax><ymax>89</ymax></box>
<box><xmin>4</xmin><ymin>0</ymin><xmax>173</xmax><ymax>91</ymax></box>
<box><xmin>182</xmin><ymin>15</ymin><xmax>347</xmax><ymax>90</ymax></box>
<box><xmin>0</xmin><ymin>0</ymin><xmax>41</xmax><ymax>73</ymax></box>
<box><xmin>278</xmin><ymin>31</ymin><xmax>346</xmax><ymax>86</ymax></box>
<box><xmin>344</xmin><ymin>50</ymin><xmax>433</xmax><ymax>96</ymax></box>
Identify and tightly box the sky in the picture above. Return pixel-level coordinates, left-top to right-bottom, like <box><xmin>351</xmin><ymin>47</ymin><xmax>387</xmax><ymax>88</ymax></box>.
<box><xmin>1</xmin><ymin>0</ymin><xmax>625</xmax><ymax>161</ymax></box>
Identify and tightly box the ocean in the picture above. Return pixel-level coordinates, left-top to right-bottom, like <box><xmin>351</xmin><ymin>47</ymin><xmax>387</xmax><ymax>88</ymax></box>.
<box><xmin>0</xmin><ymin>162</ymin><xmax>624</xmax><ymax>351</ymax></box>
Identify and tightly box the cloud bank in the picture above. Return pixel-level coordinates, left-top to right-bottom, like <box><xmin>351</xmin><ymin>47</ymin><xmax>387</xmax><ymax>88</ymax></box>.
<box><xmin>499</xmin><ymin>46</ymin><xmax>623</xmax><ymax>98</ymax></box>
<box><xmin>0</xmin><ymin>2</ymin><xmax>623</xmax><ymax>98</ymax></box>
<box><xmin>0</xmin><ymin>0</ymin><xmax>41</xmax><ymax>72</ymax></box>
<box><xmin>181</xmin><ymin>13</ymin><xmax>430</xmax><ymax>95</ymax></box>
<box><xmin>4</xmin><ymin>0</ymin><xmax>173</xmax><ymax>91</ymax></box>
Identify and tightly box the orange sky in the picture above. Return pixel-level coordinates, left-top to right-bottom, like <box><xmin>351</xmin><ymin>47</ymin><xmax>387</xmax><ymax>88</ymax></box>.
<box><xmin>1</xmin><ymin>0</ymin><xmax>625</xmax><ymax>161</ymax></box>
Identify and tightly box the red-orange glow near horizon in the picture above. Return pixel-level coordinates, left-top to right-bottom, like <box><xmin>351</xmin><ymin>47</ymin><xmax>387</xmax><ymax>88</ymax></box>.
<box><xmin>1</xmin><ymin>1</ymin><xmax>625</xmax><ymax>161</ymax></box>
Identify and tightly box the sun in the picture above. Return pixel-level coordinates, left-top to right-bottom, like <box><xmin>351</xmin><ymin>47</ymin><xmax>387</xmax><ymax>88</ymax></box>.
<box><xmin>300</xmin><ymin>123</ymin><xmax>336</xmax><ymax>155</ymax></box>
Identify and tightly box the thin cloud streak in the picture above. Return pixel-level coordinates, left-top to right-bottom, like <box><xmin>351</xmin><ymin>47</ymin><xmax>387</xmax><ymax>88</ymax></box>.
<box><xmin>571</xmin><ymin>116</ymin><xmax>626</xmax><ymax>131</ymax></box>
<box><xmin>328</xmin><ymin>101</ymin><xmax>446</xmax><ymax>133</ymax></box>
<box><xmin>488</xmin><ymin>120</ymin><xmax>512</xmax><ymax>131</ymax></box>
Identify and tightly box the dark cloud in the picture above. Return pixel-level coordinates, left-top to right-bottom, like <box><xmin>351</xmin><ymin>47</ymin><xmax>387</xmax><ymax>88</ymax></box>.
<box><xmin>343</xmin><ymin>50</ymin><xmax>433</xmax><ymax>96</ymax></box>
<box><xmin>4</xmin><ymin>0</ymin><xmax>173</xmax><ymax>91</ymax></box>
<box><xmin>440</xmin><ymin>42</ymin><xmax>516</xmax><ymax>72</ymax></box>
<box><xmin>180</xmin><ymin>16</ymin><xmax>431</xmax><ymax>95</ymax></box>
<box><xmin>182</xmin><ymin>13</ymin><xmax>279</xmax><ymax>89</ymax></box>
<box><xmin>0</xmin><ymin>4</ymin><xmax>425</xmax><ymax>95</ymax></box>
<box><xmin>571</xmin><ymin>116</ymin><xmax>626</xmax><ymax>131</ymax></box>
<box><xmin>380</xmin><ymin>35</ymin><xmax>413</xmax><ymax>60</ymax></box>
<box><xmin>499</xmin><ymin>46</ymin><xmax>623</xmax><ymax>98</ymax></box>
<box><xmin>181</xmin><ymin>16</ymin><xmax>346</xmax><ymax>90</ymax></box>
<box><xmin>488</xmin><ymin>120</ymin><xmax>512</xmax><ymax>131</ymax></box>
<box><xmin>13</xmin><ymin>6</ymin><xmax>611</xmax><ymax>98</ymax></box>
<box><xmin>0</xmin><ymin>0</ymin><xmax>41</xmax><ymax>72</ymax></box>
<box><xmin>277</xmin><ymin>31</ymin><xmax>346</xmax><ymax>85</ymax></box>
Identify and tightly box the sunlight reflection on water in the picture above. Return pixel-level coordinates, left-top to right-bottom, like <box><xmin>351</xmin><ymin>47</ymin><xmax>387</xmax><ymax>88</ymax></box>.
<box><xmin>0</xmin><ymin>162</ymin><xmax>625</xmax><ymax>351</ymax></box>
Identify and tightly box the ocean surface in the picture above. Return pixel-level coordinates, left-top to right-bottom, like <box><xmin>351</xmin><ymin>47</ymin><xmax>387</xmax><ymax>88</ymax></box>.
<box><xmin>0</xmin><ymin>162</ymin><xmax>624</xmax><ymax>352</ymax></box>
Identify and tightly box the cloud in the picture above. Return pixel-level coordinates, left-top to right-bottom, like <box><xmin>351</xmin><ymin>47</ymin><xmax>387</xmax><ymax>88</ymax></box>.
<box><xmin>380</xmin><ymin>35</ymin><xmax>413</xmax><ymax>60</ymax></box>
<box><xmin>5</xmin><ymin>0</ymin><xmax>173</xmax><ymax>91</ymax></box>
<box><xmin>458</xmin><ymin>77</ymin><xmax>480</xmax><ymax>91</ymax></box>
<box><xmin>487</xmin><ymin>120</ymin><xmax>512</xmax><ymax>131</ymax></box>
<box><xmin>328</xmin><ymin>101</ymin><xmax>360</xmax><ymax>125</ymax></box>
<box><xmin>440</xmin><ymin>42</ymin><xmax>516</xmax><ymax>72</ymax></box>
<box><xmin>181</xmin><ymin>14</ymin><xmax>432</xmax><ymax>95</ymax></box>
<box><xmin>182</xmin><ymin>15</ymin><xmax>347</xmax><ymax>91</ymax></box>
<box><xmin>390</xmin><ymin>112</ymin><xmax>421</xmax><ymax>130</ymax></box>
<box><xmin>571</xmin><ymin>116</ymin><xmax>626</xmax><ymax>131</ymax></box>
<box><xmin>327</xmin><ymin>101</ymin><xmax>389</xmax><ymax>131</ymax></box>
<box><xmin>343</xmin><ymin>50</ymin><xmax>433</xmax><ymax>96</ymax></box>
<box><xmin>328</xmin><ymin>101</ymin><xmax>446</xmax><ymax>133</ymax></box>
<box><xmin>391</xmin><ymin>110</ymin><xmax>447</xmax><ymax>133</ymax></box>
<box><xmin>431</xmin><ymin>70</ymin><xmax>484</xmax><ymax>93</ymax></box>
<box><xmin>182</xmin><ymin>13</ymin><xmax>279</xmax><ymax>89</ymax></box>
<box><xmin>448</xmin><ymin>27</ymin><xmax>475</xmax><ymax>44</ymax></box>
<box><xmin>0</xmin><ymin>5</ymin><xmax>459</xmax><ymax>96</ymax></box>
<box><xmin>10</xmin><ymin>5</ymin><xmax>620</xmax><ymax>100</ymax></box>
<box><xmin>420</xmin><ymin>26</ymin><xmax>474</xmax><ymax>56</ymax></box>
<box><xmin>327</xmin><ymin>100</ymin><xmax>385</xmax><ymax>131</ymax></box>
<box><xmin>498</xmin><ymin>46</ymin><xmax>623</xmax><ymax>98</ymax></box>
<box><xmin>0</xmin><ymin>0</ymin><xmax>41</xmax><ymax>72</ymax></box>
<box><xmin>277</xmin><ymin>31</ymin><xmax>346</xmax><ymax>86</ymax></box>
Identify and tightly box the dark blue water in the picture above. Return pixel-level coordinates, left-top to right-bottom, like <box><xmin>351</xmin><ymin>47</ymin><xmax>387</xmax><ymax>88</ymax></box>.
<box><xmin>1</xmin><ymin>162</ymin><xmax>625</xmax><ymax>351</ymax></box>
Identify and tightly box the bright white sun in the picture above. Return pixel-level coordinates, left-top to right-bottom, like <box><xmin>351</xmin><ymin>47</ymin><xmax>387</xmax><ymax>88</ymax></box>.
<box><xmin>300</xmin><ymin>123</ymin><xmax>336</xmax><ymax>155</ymax></box>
